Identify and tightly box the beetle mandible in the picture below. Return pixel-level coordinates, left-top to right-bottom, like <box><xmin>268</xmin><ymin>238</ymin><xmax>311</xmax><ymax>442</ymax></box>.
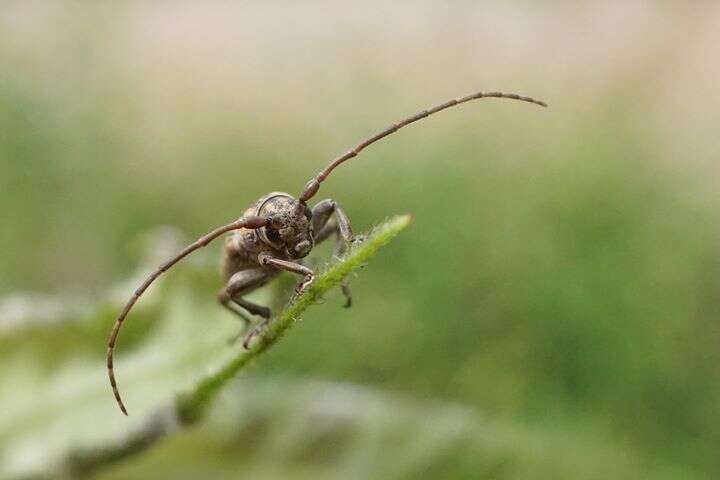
<box><xmin>107</xmin><ymin>90</ymin><xmax>547</xmax><ymax>415</ymax></box>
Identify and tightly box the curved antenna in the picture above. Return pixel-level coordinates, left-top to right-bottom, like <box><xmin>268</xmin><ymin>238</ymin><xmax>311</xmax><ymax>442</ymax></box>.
<box><xmin>299</xmin><ymin>90</ymin><xmax>547</xmax><ymax>201</ymax></box>
<box><xmin>107</xmin><ymin>215</ymin><xmax>268</xmax><ymax>415</ymax></box>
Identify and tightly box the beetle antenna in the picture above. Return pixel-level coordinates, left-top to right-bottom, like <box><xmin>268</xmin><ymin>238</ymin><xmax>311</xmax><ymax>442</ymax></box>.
<box><xmin>299</xmin><ymin>90</ymin><xmax>547</xmax><ymax>201</ymax></box>
<box><xmin>107</xmin><ymin>215</ymin><xmax>268</xmax><ymax>415</ymax></box>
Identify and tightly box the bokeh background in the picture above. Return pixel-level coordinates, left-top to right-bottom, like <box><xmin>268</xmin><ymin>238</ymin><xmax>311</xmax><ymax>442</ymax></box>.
<box><xmin>2</xmin><ymin>2</ymin><xmax>720</xmax><ymax>479</ymax></box>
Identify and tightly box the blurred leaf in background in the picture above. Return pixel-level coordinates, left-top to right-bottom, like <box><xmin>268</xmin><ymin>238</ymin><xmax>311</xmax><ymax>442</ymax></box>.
<box><xmin>1</xmin><ymin>2</ymin><xmax>720</xmax><ymax>479</ymax></box>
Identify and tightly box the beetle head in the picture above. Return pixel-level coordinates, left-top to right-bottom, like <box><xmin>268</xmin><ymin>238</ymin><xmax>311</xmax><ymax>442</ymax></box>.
<box><xmin>258</xmin><ymin>194</ymin><xmax>314</xmax><ymax>259</ymax></box>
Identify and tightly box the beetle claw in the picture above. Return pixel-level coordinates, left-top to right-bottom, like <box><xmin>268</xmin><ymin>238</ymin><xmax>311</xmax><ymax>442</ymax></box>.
<box><xmin>243</xmin><ymin>322</ymin><xmax>268</xmax><ymax>349</ymax></box>
<box><xmin>295</xmin><ymin>274</ymin><xmax>315</xmax><ymax>294</ymax></box>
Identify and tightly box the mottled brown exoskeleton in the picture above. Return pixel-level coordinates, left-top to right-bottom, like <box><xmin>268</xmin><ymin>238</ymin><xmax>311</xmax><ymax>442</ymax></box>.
<box><xmin>107</xmin><ymin>90</ymin><xmax>547</xmax><ymax>415</ymax></box>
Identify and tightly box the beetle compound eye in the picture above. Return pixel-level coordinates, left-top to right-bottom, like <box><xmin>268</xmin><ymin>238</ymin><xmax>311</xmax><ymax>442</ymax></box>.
<box><xmin>304</xmin><ymin>206</ymin><xmax>312</xmax><ymax>220</ymax></box>
<box><xmin>266</xmin><ymin>227</ymin><xmax>281</xmax><ymax>243</ymax></box>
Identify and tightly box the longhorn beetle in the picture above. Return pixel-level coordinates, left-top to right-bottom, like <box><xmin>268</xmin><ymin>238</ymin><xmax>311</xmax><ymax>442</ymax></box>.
<box><xmin>107</xmin><ymin>90</ymin><xmax>547</xmax><ymax>415</ymax></box>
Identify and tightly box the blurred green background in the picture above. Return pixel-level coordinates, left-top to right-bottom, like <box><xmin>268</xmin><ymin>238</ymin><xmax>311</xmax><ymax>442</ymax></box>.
<box><xmin>2</xmin><ymin>2</ymin><xmax>720</xmax><ymax>479</ymax></box>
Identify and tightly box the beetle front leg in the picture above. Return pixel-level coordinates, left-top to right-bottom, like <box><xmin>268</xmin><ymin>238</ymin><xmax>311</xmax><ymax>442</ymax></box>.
<box><xmin>242</xmin><ymin>254</ymin><xmax>316</xmax><ymax>349</ymax></box>
<box><xmin>312</xmin><ymin>199</ymin><xmax>354</xmax><ymax>245</ymax></box>
<box><xmin>259</xmin><ymin>253</ymin><xmax>315</xmax><ymax>294</ymax></box>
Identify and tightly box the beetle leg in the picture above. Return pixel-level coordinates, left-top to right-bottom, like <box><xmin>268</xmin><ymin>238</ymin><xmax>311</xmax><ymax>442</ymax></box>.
<box><xmin>312</xmin><ymin>199</ymin><xmax>354</xmax><ymax>244</ymax></box>
<box><xmin>242</xmin><ymin>255</ymin><xmax>316</xmax><ymax>349</ymax></box>
<box><xmin>242</xmin><ymin>316</ymin><xmax>272</xmax><ymax>349</ymax></box>
<box><xmin>312</xmin><ymin>199</ymin><xmax>355</xmax><ymax>307</ymax></box>
<box><xmin>259</xmin><ymin>254</ymin><xmax>315</xmax><ymax>294</ymax></box>
<box><xmin>218</xmin><ymin>268</ymin><xmax>276</xmax><ymax>343</ymax></box>
<box><xmin>218</xmin><ymin>294</ymin><xmax>254</xmax><ymax>344</ymax></box>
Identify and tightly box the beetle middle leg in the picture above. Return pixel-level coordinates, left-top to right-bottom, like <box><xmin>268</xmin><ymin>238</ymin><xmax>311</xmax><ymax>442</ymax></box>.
<box><xmin>218</xmin><ymin>268</ymin><xmax>275</xmax><ymax>342</ymax></box>
<box><xmin>312</xmin><ymin>199</ymin><xmax>356</xmax><ymax>307</ymax></box>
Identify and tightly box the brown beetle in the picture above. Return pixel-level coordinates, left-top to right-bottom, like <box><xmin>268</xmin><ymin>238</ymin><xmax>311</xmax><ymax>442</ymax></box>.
<box><xmin>107</xmin><ymin>90</ymin><xmax>547</xmax><ymax>415</ymax></box>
